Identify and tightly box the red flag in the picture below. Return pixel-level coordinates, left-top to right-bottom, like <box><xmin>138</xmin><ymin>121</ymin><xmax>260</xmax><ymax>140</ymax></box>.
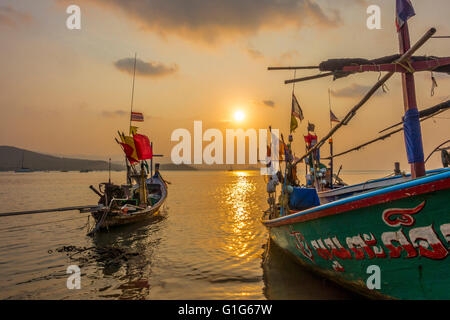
<box><xmin>133</xmin><ymin>134</ymin><xmax>153</xmax><ymax>160</ymax></box>
<box><xmin>304</xmin><ymin>134</ymin><xmax>317</xmax><ymax>148</ymax></box>
<box><xmin>119</xmin><ymin>143</ymin><xmax>138</xmax><ymax>164</ymax></box>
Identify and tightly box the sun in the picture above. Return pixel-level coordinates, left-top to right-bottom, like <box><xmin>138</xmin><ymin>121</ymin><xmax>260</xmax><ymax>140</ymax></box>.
<box><xmin>234</xmin><ymin>110</ymin><xmax>245</xmax><ymax>122</ymax></box>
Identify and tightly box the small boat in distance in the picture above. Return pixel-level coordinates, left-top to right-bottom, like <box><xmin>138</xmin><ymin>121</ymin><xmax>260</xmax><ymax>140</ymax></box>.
<box><xmin>15</xmin><ymin>151</ymin><xmax>33</xmax><ymax>173</ymax></box>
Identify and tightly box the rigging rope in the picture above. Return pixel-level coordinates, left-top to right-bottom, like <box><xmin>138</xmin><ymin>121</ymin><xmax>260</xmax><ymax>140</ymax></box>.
<box><xmin>425</xmin><ymin>140</ymin><xmax>450</xmax><ymax>164</ymax></box>
<box><xmin>324</xmin><ymin>108</ymin><xmax>449</xmax><ymax>160</ymax></box>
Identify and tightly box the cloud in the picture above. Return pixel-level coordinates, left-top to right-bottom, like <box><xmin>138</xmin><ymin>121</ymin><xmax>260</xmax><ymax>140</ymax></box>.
<box><xmin>79</xmin><ymin>0</ymin><xmax>341</xmax><ymax>44</ymax></box>
<box><xmin>331</xmin><ymin>84</ymin><xmax>384</xmax><ymax>98</ymax></box>
<box><xmin>262</xmin><ymin>100</ymin><xmax>275</xmax><ymax>107</ymax></box>
<box><xmin>0</xmin><ymin>6</ymin><xmax>32</xmax><ymax>28</ymax></box>
<box><xmin>101</xmin><ymin>110</ymin><xmax>128</xmax><ymax>118</ymax></box>
<box><xmin>246</xmin><ymin>46</ymin><xmax>264</xmax><ymax>60</ymax></box>
<box><xmin>279</xmin><ymin>50</ymin><xmax>301</xmax><ymax>62</ymax></box>
<box><xmin>114</xmin><ymin>57</ymin><xmax>178</xmax><ymax>77</ymax></box>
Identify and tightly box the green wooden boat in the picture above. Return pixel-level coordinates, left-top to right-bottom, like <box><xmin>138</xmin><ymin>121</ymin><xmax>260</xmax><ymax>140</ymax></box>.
<box><xmin>263</xmin><ymin>169</ymin><xmax>450</xmax><ymax>299</ymax></box>
<box><xmin>263</xmin><ymin>1</ymin><xmax>450</xmax><ymax>299</ymax></box>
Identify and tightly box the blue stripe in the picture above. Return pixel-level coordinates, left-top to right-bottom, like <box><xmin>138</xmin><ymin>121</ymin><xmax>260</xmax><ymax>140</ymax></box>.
<box><xmin>321</xmin><ymin>168</ymin><xmax>449</xmax><ymax>195</ymax></box>
<box><xmin>267</xmin><ymin>169</ymin><xmax>450</xmax><ymax>224</ymax></box>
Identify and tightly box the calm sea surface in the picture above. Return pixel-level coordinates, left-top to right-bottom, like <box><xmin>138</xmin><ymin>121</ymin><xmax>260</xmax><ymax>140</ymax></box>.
<box><xmin>0</xmin><ymin>170</ymin><xmax>388</xmax><ymax>300</ymax></box>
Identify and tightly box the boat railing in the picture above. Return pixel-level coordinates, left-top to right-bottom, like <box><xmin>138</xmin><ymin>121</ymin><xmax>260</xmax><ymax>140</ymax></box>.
<box><xmin>108</xmin><ymin>197</ymin><xmax>131</xmax><ymax>209</ymax></box>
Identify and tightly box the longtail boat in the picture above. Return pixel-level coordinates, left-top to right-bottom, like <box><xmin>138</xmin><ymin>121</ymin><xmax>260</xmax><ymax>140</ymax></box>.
<box><xmin>88</xmin><ymin>53</ymin><xmax>167</xmax><ymax>234</ymax></box>
<box><xmin>263</xmin><ymin>2</ymin><xmax>450</xmax><ymax>299</ymax></box>
<box><xmin>88</xmin><ymin>161</ymin><xmax>168</xmax><ymax>234</ymax></box>
<box><xmin>0</xmin><ymin>53</ymin><xmax>168</xmax><ymax>235</ymax></box>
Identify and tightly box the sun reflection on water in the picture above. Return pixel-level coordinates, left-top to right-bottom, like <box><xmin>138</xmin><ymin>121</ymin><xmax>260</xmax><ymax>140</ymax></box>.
<box><xmin>223</xmin><ymin>172</ymin><xmax>257</xmax><ymax>260</ymax></box>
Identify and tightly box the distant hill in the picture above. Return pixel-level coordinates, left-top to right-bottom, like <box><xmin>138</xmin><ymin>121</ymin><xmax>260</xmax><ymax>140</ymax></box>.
<box><xmin>159</xmin><ymin>163</ymin><xmax>197</xmax><ymax>171</ymax></box>
<box><xmin>0</xmin><ymin>146</ymin><xmax>124</xmax><ymax>172</ymax></box>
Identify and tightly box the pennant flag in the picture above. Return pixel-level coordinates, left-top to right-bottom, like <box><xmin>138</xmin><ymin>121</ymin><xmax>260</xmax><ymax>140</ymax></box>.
<box><xmin>307</xmin><ymin>122</ymin><xmax>315</xmax><ymax>132</ymax></box>
<box><xmin>131</xmin><ymin>112</ymin><xmax>144</xmax><ymax>122</ymax></box>
<box><xmin>290</xmin><ymin>93</ymin><xmax>304</xmax><ymax>133</ymax></box>
<box><xmin>130</xmin><ymin>126</ymin><xmax>138</xmax><ymax>135</ymax></box>
<box><xmin>133</xmin><ymin>134</ymin><xmax>153</xmax><ymax>160</ymax></box>
<box><xmin>330</xmin><ymin>109</ymin><xmax>340</xmax><ymax>123</ymax></box>
<box><xmin>395</xmin><ymin>0</ymin><xmax>415</xmax><ymax>31</ymax></box>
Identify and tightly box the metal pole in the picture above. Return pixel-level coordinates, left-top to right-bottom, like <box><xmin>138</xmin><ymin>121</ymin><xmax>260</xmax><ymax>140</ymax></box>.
<box><xmin>398</xmin><ymin>22</ymin><xmax>426</xmax><ymax>178</ymax></box>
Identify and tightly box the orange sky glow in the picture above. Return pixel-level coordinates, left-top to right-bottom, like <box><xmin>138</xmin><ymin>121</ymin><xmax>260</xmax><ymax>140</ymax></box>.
<box><xmin>0</xmin><ymin>0</ymin><xmax>449</xmax><ymax>171</ymax></box>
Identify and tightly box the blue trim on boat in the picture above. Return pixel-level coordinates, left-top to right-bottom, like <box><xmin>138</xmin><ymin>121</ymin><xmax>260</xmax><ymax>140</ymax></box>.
<box><xmin>267</xmin><ymin>168</ymin><xmax>450</xmax><ymax>224</ymax></box>
<box><xmin>321</xmin><ymin>168</ymin><xmax>448</xmax><ymax>194</ymax></box>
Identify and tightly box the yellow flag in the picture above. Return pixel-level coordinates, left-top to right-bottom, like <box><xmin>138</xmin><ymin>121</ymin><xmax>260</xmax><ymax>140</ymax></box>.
<box><xmin>124</xmin><ymin>135</ymin><xmax>138</xmax><ymax>162</ymax></box>
<box><xmin>290</xmin><ymin>114</ymin><xmax>298</xmax><ymax>133</ymax></box>
<box><xmin>130</xmin><ymin>126</ymin><xmax>138</xmax><ymax>135</ymax></box>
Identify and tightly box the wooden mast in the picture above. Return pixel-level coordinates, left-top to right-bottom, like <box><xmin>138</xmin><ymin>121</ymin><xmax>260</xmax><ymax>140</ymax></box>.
<box><xmin>328</xmin><ymin>88</ymin><xmax>333</xmax><ymax>189</ymax></box>
<box><xmin>398</xmin><ymin>22</ymin><xmax>425</xmax><ymax>178</ymax></box>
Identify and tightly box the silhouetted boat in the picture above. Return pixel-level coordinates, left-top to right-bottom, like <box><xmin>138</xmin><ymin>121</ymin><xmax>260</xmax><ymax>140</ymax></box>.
<box><xmin>14</xmin><ymin>151</ymin><xmax>32</xmax><ymax>173</ymax></box>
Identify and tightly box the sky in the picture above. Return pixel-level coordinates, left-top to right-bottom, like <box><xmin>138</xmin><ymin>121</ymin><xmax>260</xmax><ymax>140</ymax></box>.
<box><xmin>0</xmin><ymin>0</ymin><xmax>449</xmax><ymax>171</ymax></box>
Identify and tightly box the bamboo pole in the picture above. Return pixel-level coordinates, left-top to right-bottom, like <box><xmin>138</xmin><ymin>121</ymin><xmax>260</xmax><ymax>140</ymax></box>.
<box><xmin>285</xmin><ymin>72</ymin><xmax>334</xmax><ymax>84</ymax></box>
<box><xmin>293</xmin><ymin>27</ymin><xmax>437</xmax><ymax>166</ymax></box>
<box><xmin>323</xmin><ymin>109</ymin><xmax>446</xmax><ymax>160</ymax></box>
<box><xmin>0</xmin><ymin>205</ymin><xmax>102</xmax><ymax>217</ymax></box>
<box><xmin>268</xmin><ymin>66</ymin><xmax>319</xmax><ymax>70</ymax></box>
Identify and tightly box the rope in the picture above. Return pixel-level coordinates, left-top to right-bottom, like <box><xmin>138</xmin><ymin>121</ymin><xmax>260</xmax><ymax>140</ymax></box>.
<box><xmin>431</xmin><ymin>71</ymin><xmax>438</xmax><ymax>96</ymax></box>
<box><xmin>425</xmin><ymin>140</ymin><xmax>450</xmax><ymax>163</ymax></box>
<box><xmin>87</xmin><ymin>210</ymin><xmax>108</xmax><ymax>236</ymax></box>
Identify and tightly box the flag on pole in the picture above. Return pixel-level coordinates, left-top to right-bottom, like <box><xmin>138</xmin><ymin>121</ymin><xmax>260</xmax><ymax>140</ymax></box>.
<box><xmin>130</xmin><ymin>126</ymin><xmax>138</xmax><ymax>135</ymax></box>
<box><xmin>290</xmin><ymin>93</ymin><xmax>304</xmax><ymax>133</ymax></box>
<box><xmin>395</xmin><ymin>0</ymin><xmax>415</xmax><ymax>31</ymax></box>
<box><xmin>330</xmin><ymin>109</ymin><xmax>340</xmax><ymax>123</ymax></box>
<box><xmin>119</xmin><ymin>134</ymin><xmax>139</xmax><ymax>164</ymax></box>
<box><xmin>131</xmin><ymin>112</ymin><xmax>144</xmax><ymax>122</ymax></box>
<box><xmin>133</xmin><ymin>134</ymin><xmax>153</xmax><ymax>160</ymax></box>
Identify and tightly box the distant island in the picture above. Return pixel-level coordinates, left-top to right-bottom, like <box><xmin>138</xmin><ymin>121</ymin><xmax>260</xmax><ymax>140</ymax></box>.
<box><xmin>0</xmin><ymin>146</ymin><xmax>124</xmax><ymax>172</ymax></box>
<box><xmin>0</xmin><ymin>146</ymin><xmax>262</xmax><ymax>172</ymax></box>
<box><xmin>159</xmin><ymin>163</ymin><xmax>198</xmax><ymax>171</ymax></box>
<box><xmin>0</xmin><ymin>146</ymin><xmax>198</xmax><ymax>172</ymax></box>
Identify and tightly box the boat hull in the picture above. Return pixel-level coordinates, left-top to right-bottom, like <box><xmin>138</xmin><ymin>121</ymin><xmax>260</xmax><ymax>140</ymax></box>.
<box><xmin>91</xmin><ymin>202</ymin><xmax>163</xmax><ymax>229</ymax></box>
<box><xmin>263</xmin><ymin>170</ymin><xmax>450</xmax><ymax>299</ymax></box>
<box><xmin>90</xmin><ymin>174</ymin><xmax>168</xmax><ymax>231</ymax></box>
